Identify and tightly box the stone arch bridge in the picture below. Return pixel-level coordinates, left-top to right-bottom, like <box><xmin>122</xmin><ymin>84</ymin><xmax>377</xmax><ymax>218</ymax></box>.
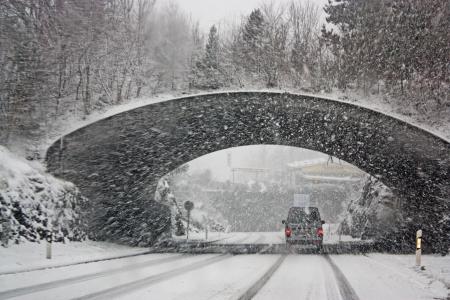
<box><xmin>46</xmin><ymin>92</ymin><xmax>449</xmax><ymax>250</ymax></box>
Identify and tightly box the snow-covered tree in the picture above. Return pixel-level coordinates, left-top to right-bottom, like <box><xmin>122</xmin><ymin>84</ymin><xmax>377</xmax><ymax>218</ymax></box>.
<box><xmin>192</xmin><ymin>25</ymin><xmax>227</xmax><ymax>89</ymax></box>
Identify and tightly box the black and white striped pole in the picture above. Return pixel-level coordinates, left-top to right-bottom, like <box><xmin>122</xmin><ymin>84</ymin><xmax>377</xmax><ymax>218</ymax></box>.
<box><xmin>416</xmin><ymin>230</ymin><xmax>422</xmax><ymax>266</ymax></box>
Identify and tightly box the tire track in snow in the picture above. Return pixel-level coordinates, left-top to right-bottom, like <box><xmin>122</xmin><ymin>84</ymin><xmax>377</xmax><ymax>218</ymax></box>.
<box><xmin>237</xmin><ymin>254</ymin><xmax>286</xmax><ymax>300</ymax></box>
<box><xmin>320</xmin><ymin>255</ymin><xmax>343</xmax><ymax>300</ymax></box>
<box><xmin>73</xmin><ymin>254</ymin><xmax>231</xmax><ymax>300</ymax></box>
<box><xmin>0</xmin><ymin>254</ymin><xmax>186</xmax><ymax>299</ymax></box>
<box><xmin>324</xmin><ymin>255</ymin><xmax>360</xmax><ymax>300</ymax></box>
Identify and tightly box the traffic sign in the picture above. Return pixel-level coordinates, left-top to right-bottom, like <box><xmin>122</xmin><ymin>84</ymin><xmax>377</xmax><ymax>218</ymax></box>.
<box><xmin>184</xmin><ymin>201</ymin><xmax>194</xmax><ymax>211</ymax></box>
<box><xmin>293</xmin><ymin>194</ymin><xmax>310</xmax><ymax>207</ymax></box>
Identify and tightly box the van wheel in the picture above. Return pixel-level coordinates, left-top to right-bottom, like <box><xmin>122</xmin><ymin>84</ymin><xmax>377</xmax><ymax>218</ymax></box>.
<box><xmin>286</xmin><ymin>241</ymin><xmax>292</xmax><ymax>251</ymax></box>
<box><xmin>317</xmin><ymin>243</ymin><xmax>324</xmax><ymax>254</ymax></box>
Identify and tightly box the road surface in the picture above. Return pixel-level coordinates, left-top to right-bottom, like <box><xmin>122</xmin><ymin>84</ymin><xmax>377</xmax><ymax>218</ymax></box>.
<box><xmin>0</xmin><ymin>250</ymin><xmax>447</xmax><ymax>300</ymax></box>
<box><xmin>172</xmin><ymin>226</ymin><xmax>364</xmax><ymax>245</ymax></box>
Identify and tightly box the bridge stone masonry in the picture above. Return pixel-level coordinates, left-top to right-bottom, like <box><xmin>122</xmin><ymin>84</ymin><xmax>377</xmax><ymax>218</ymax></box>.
<box><xmin>46</xmin><ymin>92</ymin><xmax>450</xmax><ymax>251</ymax></box>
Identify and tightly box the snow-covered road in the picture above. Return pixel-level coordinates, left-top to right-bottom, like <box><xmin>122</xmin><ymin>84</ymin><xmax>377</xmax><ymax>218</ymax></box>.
<box><xmin>174</xmin><ymin>226</ymin><xmax>361</xmax><ymax>245</ymax></box>
<box><xmin>0</xmin><ymin>252</ymin><xmax>447</xmax><ymax>300</ymax></box>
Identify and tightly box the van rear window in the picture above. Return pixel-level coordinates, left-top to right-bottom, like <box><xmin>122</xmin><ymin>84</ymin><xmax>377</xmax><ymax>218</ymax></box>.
<box><xmin>288</xmin><ymin>207</ymin><xmax>320</xmax><ymax>224</ymax></box>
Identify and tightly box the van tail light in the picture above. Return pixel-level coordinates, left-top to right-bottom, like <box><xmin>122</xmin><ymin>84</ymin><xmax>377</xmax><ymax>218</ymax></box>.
<box><xmin>317</xmin><ymin>227</ymin><xmax>324</xmax><ymax>237</ymax></box>
<box><xmin>285</xmin><ymin>226</ymin><xmax>292</xmax><ymax>237</ymax></box>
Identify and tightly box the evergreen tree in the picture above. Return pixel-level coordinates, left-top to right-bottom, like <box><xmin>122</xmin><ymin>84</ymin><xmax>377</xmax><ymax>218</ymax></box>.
<box><xmin>240</xmin><ymin>9</ymin><xmax>266</xmax><ymax>77</ymax></box>
<box><xmin>193</xmin><ymin>25</ymin><xmax>225</xmax><ymax>89</ymax></box>
<box><xmin>205</xmin><ymin>25</ymin><xmax>220</xmax><ymax>70</ymax></box>
<box><xmin>188</xmin><ymin>22</ymin><xmax>204</xmax><ymax>90</ymax></box>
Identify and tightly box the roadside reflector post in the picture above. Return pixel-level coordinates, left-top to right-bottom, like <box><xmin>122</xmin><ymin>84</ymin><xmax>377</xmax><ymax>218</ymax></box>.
<box><xmin>416</xmin><ymin>230</ymin><xmax>422</xmax><ymax>267</ymax></box>
<box><xmin>186</xmin><ymin>210</ymin><xmax>190</xmax><ymax>241</ymax></box>
<box><xmin>46</xmin><ymin>231</ymin><xmax>52</xmax><ymax>260</ymax></box>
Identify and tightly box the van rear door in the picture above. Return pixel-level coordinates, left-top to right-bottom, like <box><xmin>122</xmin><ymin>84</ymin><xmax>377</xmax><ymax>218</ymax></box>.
<box><xmin>287</xmin><ymin>207</ymin><xmax>321</xmax><ymax>238</ymax></box>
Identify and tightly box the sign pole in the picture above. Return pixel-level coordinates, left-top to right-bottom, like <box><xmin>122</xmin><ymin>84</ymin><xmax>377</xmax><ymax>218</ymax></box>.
<box><xmin>184</xmin><ymin>201</ymin><xmax>194</xmax><ymax>242</ymax></box>
<box><xmin>186</xmin><ymin>210</ymin><xmax>190</xmax><ymax>241</ymax></box>
<box><xmin>416</xmin><ymin>229</ymin><xmax>422</xmax><ymax>267</ymax></box>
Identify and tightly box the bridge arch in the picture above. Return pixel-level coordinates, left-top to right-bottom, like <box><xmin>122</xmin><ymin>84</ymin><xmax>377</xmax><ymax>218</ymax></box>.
<box><xmin>46</xmin><ymin>92</ymin><xmax>450</xmax><ymax>247</ymax></box>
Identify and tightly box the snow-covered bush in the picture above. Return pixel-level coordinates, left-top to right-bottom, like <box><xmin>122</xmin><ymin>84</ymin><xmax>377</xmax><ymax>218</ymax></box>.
<box><xmin>0</xmin><ymin>146</ymin><xmax>87</xmax><ymax>246</ymax></box>
<box><xmin>339</xmin><ymin>176</ymin><xmax>403</xmax><ymax>241</ymax></box>
<box><xmin>155</xmin><ymin>175</ymin><xmax>226</xmax><ymax>238</ymax></box>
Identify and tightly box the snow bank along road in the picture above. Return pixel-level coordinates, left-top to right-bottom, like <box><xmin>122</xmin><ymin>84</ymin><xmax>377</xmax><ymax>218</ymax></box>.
<box><xmin>0</xmin><ymin>252</ymin><xmax>447</xmax><ymax>300</ymax></box>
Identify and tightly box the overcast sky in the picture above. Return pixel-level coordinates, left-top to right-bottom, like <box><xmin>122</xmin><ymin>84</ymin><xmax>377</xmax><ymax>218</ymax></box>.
<box><xmin>168</xmin><ymin>0</ymin><xmax>329</xmax><ymax>31</ymax></box>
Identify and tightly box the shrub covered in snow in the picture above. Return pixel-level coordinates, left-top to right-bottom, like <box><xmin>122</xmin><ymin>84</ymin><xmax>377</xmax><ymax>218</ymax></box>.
<box><xmin>0</xmin><ymin>146</ymin><xmax>87</xmax><ymax>246</ymax></box>
<box><xmin>339</xmin><ymin>176</ymin><xmax>403</xmax><ymax>241</ymax></box>
<box><xmin>155</xmin><ymin>176</ymin><xmax>226</xmax><ymax>238</ymax></box>
<box><xmin>339</xmin><ymin>176</ymin><xmax>450</xmax><ymax>254</ymax></box>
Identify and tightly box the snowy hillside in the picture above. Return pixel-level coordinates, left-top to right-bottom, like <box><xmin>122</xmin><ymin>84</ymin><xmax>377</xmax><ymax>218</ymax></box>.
<box><xmin>0</xmin><ymin>146</ymin><xmax>87</xmax><ymax>246</ymax></box>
